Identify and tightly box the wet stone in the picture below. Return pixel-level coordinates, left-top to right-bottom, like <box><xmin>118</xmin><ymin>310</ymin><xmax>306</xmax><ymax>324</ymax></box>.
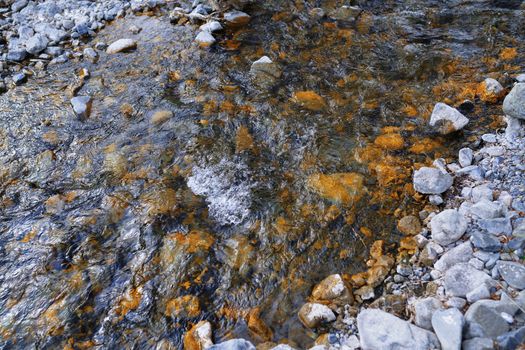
<box><xmin>298</xmin><ymin>303</ymin><xmax>336</xmax><ymax>329</ymax></box>
<box><xmin>106</xmin><ymin>38</ymin><xmax>137</xmax><ymax>54</ymax></box>
<box><xmin>397</xmin><ymin>215</ymin><xmax>422</xmax><ymax>236</ymax></box>
<box><xmin>70</xmin><ymin>96</ymin><xmax>92</xmax><ymax>119</ymax></box>
<box><xmin>429</xmin><ymin>102</ymin><xmax>469</xmax><ymax>134</ymax></box>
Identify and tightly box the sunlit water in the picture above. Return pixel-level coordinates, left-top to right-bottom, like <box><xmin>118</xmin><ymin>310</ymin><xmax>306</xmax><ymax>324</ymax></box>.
<box><xmin>0</xmin><ymin>0</ymin><xmax>523</xmax><ymax>348</ymax></box>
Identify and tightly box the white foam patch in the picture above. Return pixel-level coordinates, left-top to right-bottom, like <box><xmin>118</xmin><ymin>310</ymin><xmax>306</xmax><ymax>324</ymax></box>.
<box><xmin>187</xmin><ymin>159</ymin><xmax>254</xmax><ymax>226</ymax></box>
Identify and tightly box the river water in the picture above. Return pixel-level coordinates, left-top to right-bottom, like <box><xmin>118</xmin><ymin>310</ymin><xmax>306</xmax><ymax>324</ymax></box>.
<box><xmin>0</xmin><ymin>0</ymin><xmax>523</xmax><ymax>348</ymax></box>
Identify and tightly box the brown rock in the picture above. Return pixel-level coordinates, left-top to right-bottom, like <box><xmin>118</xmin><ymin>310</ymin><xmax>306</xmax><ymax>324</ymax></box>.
<box><xmin>183</xmin><ymin>321</ymin><xmax>213</xmax><ymax>350</ymax></box>
<box><xmin>397</xmin><ymin>215</ymin><xmax>422</xmax><ymax>236</ymax></box>
<box><xmin>248</xmin><ymin>307</ymin><xmax>273</xmax><ymax>342</ymax></box>
<box><xmin>298</xmin><ymin>302</ymin><xmax>336</xmax><ymax>329</ymax></box>
<box><xmin>369</xmin><ymin>295</ymin><xmax>407</xmax><ymax>318</ymax></box>
<box><xmin>311</xmin><ymin>274</ymin><xmax>354</xmax><ymax>306</ymax></box>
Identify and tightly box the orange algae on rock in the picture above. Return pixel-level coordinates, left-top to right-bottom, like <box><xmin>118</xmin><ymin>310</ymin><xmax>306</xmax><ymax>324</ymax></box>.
<box><xmin>308</xmin><ymin>173</ymin><xmax>365</xmax><ymax>205</ymax></box>
<box><xmin>292</xmin><ymin>91</ymin><xmax>326</xmax><ymax>111</ymax></box>
<box><xmin>165</xmin><ymin>295</ymin><xmax>201</xmax><ymax>318</ymax></box>
<box><xmin>374</xmin><ymin>133</ymin><xmax>405</xmax><ymax>150</ymax></box>
<box><xmin>499</xmin><ymin>47</ymin><xmax>517</xmax><ymax>61</ymax></box>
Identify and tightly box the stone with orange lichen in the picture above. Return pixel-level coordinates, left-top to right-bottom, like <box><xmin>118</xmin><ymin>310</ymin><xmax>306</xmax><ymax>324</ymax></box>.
<box><xmin>311</xmin><ymin>274</ymin><xmax>354</xmax><ymax>306</ymax></box>
<box><xmin>183</xmin><ymin>321</ymin><xmax>213</xmax><ymax>350</ymax></box>
<box><xmin>397</xmin><ymin>215</ymin><xmax>422</xmax><ymax>236</ymax></box>
<box><xmin>374</xmin><ymin>133</ymin><xmax>404</xmax><ymax>150</ymax></box>
<box><xmin>292</xmin><ymin>91</ymin><xmax>326</xmax><ymax>111</ymax></box>
<box><xmin>308</xmin><ymin>173</ymin><xmax>365</xmax><ymax>205</ymax></box>
<box><xmin>165</xmin><ymin>295</ymin><xmax>201</xmax><ymax>319</ymax></box>
<box><xmin>409</xmin><ymin>137</ymin><xmax>443</xmax><ymax>154</ymax></box>
<box><xmin>500</xmin><ymin>47</ymin><xmax>517</xmax><ymax>61</ymax></box>
<box><xmin>477</xmin><ymin>78</ymin><xmax>505</xmax><ymax>103</ymax></box>
<box><xmin>117</xmin><ymin>286</ymin><xmax>142</xmax><ymax>316</ymax></box>
<box><xmin>141</xmin><ymin>187</ymin><xmax>177</xmax><ymax>216</ymax></box>
<box><xmin>247</xmin><ymin>307</ymin><xmax>273</xmax><ymax>342</ymax></box>
<box><xmin>369</xmin><ymin>240</ymin><xmax>384</xmax><ymax>260</ymax></box>
<box><xmin>174</xmin><ymin>230</ymin><xmax>215</xmax><ymax>254</ymax></box>
<box><xmin>235</xmin><ymin>125</ymin><xmax>254</xmax><ymax>153</ymax></box>
<box><xmin>398</xmin><ymin>236</ymin><xmax>417</xmax><ymax>254</ymax></box>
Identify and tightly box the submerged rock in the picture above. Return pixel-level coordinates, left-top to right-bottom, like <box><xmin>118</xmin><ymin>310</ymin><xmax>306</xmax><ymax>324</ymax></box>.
<box><xmin>413</xmin><ymin>167</ymin><xmax>453</xmax><ymax>194</ymax></box>
<box><xmin>106</xmin><ymin>38</ymin><xmax>137</xmax><ymax>54</ymax></box>
<box><xmin>298</xmin><ymin>303</ymin><xmax>336</xmax><ymax>329</ymax></box>
<box><xmin>250</xmin><ymin>56</ymin><xmax>281</xmax><ymax>86</ymax></box>
<box><xmin>311</xmin><ymin>274</ymin><xmax>354</xmax><ymax>306</ymax></box>
<box><xmin>357</xmin><ymin>309</ymin><xmax>441</xmax><ymax>350</ymax></box>
<box><xmin>429</xmin><ymin>103</ymin><xmax>469</xmax><ymax>134</ymax></box>
<box><xmin>70</xmin><ymin>96</ymin><xmax>92</xmax><ymax>119</ymax></box>
<box><xmin>209</xmin><ymin>339</ymin><xmax>255</xmax><ymax>350</ymax></box>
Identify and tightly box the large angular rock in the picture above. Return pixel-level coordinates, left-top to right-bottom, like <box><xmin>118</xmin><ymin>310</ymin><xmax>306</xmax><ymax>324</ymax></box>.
<box><xmin>462</xmin><ymin>337</ymin><xmax>494</xmax><ymax>350</ymax></box>
<box><xmin>496</xmin><ymin>261</ymin><xmax>525</xmax><ymax>289</ymax></box>
<box><xmin>429</xmin><ymin>103</ymin><xmax>469</xmax><ymax>134</ymax></box>
<box><xmin>357</xmin><ymin>309</ymin><xmax>441</xmax><ymax>350</ymax></box>
<box><xmin>496</xmin><ymin>326</ymin><xmax>525</xmax><ymax>350</ymax></box>
<box><xmin>503</xmin><ymin>83</ymin><xmax>525</xmax><ymax>120</ymax></box>
<box><xmin>443</xmin><ymin>263</ymin><xmax>494</xmax><ymax>297</ymax></box>
<box><xmin>413</xmin><ymin>167</ymin><xmax>453</xmax><ymax>194</ymax></box>
<box><xmin>464</xmin><ymin>300</ymin><xmax>510</xmax><ymax>339</ymax></box>
<box><xmin>434</xmin><ymin>241</ymin><xmax>473</xmax><ymax>272</ymax></box>
<box><xmin>470</xmin><ymin>200</ymin><xmax>505</xmax><ymax>219</ymax></box>
<box><xmin>470</xmin><ymin>231</ymin><xmax>501</xmax><ymax>252</ymax></box>
<box><xmin>431</xmin><ymin>308</ymin><xmax>464</xmax><ymax>350</ymax></box>
<box><xmin>430</xmin><ymin>209</ymin><xmax>468</xmax><ymax>246</ymax></box>
<box><xmin>25</xmin><ymin>34</ymin><xmax>48</xmax><ymax>55</ymax></box>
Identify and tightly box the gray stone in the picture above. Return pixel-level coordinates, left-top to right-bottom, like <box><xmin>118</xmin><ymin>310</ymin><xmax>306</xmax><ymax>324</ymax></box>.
<box><xmin>458</xmin><ymin>148</ymin><xmax>473</xmax><ymax>168</ymax></box>
<box><xmin>434</xmin><ymin>241</ymin><xmax>473</xmax><ymax>272</ymax></box>
<box><xmin>472</xmin><ymin>185</ymin><xmax>493</xmax><ymax>203</ymax></box>
<box><xmin>70</xmin><ymin>96</ymin><xmax>92</xmax><ymax>119</ymax></box>
<box><xmin>298</xmin><ymin>303</ymin><xmax>336</xmax><ymax>329</ymax></box>
<box><xmin>357</xmin><ymin>309</ymin><xmax>441</xmax><ymax>350</ymax></box>
<box><xmin>224</xmin><ymin>10</ymin><xmax>251</xmax><ymax>25</ymax></box>
<box><xmin>7</xmin><ymin>50</ymin><xmax>27</xmax><ymax>62</ymax></box>
<box><xmin>12</xmin><ymin>72</ymin><xmax>27</xmax><ymax>85</ymax></box>
<box><xmin>481</xmin><ymin>133</ymin><xmax>497</xmax><ymax>143</ymax></box>
<box><xmin>505</xmin><ymin>116</ymin><xmax>523</xmax><ymax>142</ymax></box>
<box><xmin>209</xmin><ymin>339</ymin><xmax>256</xmax><ymax>350</ymax></box>
<box><xmin>200</xmin><ymin>21</ymin><xmax>223</xmax><ymax>32</ymax></box>
<box><xmin>83</xmin><ymin>48</ymin><xmax>98</xmax><ymax>60</ymax></box>
<box><xmin>496</xmin><ymin>326</ymin><xmax>525</xmax><ymax>350</ymax></box>
<box><xmin>429</xmin><ymin>194</ymin><xmax>443</xmax><ymax>205</ymax></box>
<box><xmin>496</xmin><ymin>261</ymin><xmax>525</xmax><ymax>289</ymax></box>
<box><xmin>446</xmin><ymin>297</ymin><xmax>467</xmax><ymax>309</ymax></box>
<box><xmin>513</xmin><ymin>221</ymin><xmax>525</xmax><ymax>238</ymax></box>
<box><xmin>443</xmin><ymin>263</ymin><xmax>493</xmax><ymax>297</ymax></box>
<box><xmin>430</xmin><ymin>102</ymin><xmax>469</xmax><ymax>134</ymax></box>
<box><xmin>412</xmin><ymin>297</ymin><xmax>443</xmax><ymax>330</ymax></box>
<box><xmin>478</xmin><ymin>217</ymin><xmax>513</xmax><ymax>235</ymax></box>
<box><xmin>45</xmin><ymin>46</ymin><xmax>63</xmax><ymax>57</ymax></box>
<box><xmin>430</xmin><ymin>209</ymin><xmax>468</xmax><ymax>246</ymax></box>
<box><xmin>503</xmin><ymin>83</ymin><xmax>525</xmax><ymax>120</ymax></box>
<box><xmin>250</xmin><ymin>56</ymin><xmax>281</xmax><ymax>86</ymax></box>
<box><xmin>25</xmin><ymin>34</ymin><xmax>48</xmax><ymax>55</ymax></box>
<box><xmin>464</xmin><ymin>300</ymin><xmax>510</xmax><ymax>338</ymax></box>
<box><xmin>462</xmin><ymin>337</ymin><xmax>494</xmax><ymax>350</ymax></box>
<box><xmin>106</xmin><ymin>39</ymin><xmax>137</xmax><ymax>54</ymax></box>
<box><xmin>469</xmin><ymin>258</ymin><xmax>485</xmax><ymax>270</ymax></box>
<box><xmin>471</xmin><ymin>231</ymin><xmax>502</xmax><ymax>252</ymax></box>
<box><xmin>455</xmin><ymin>165</ymin><xmax>484</xmax><ymax>180</ymax></box>
<box><xmin>431</xmin><ymin>308</ymin><xmax>464</xmax><ymax>350</ymax></box>
<box><xmin>466</xmin><ymin>284</ymin><xmax>491</xmax><ymax>303</ymax></box>
<box><xmin>11</xmin><ymin>0</ymin><xmax>28</xmax><ymax>12</ymax></box>
<box><xmin>413</xmin><ymin>167</ymin><xmax>453</xmax><ymax>194</ymax></box>
<box><xmin>471</xmin><ymin>200</ymin><xmax>505</xmax><ymax>219</ymax></box>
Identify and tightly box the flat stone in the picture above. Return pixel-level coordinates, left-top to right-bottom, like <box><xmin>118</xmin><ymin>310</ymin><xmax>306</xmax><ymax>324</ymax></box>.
<box><xmin>429</xmin><ymin>102</ymin><xmax>469</xmax><ymax>134</ymax></box>
<box><xmin>430</xmin><ymin>209</ymin><xmax>467</xmax><ymax>246</ymax></box>
<box><xmin>471</xmin><ymin>231</ymin><xmax>502</xmax><ymax>252</ymax></box>
<box><xmin>443</xmin><ymin>263</ymin><xmax>494</xmax><ymax>297</ymax></box>
<box><xmin>357</xmin><ymin>309</ymin><xmax>441</xmax><ymax>350</ymax></box>
<box><xmin>496</xmin><ymin>261</ymin><xmax>525</xmax><ymax>289</ymax></box>
<box><xmin>459</xmin><ymin>148</ymin><xmax>473</xmax><ymax>167</ymax></box>
<box><xmin>431</xmin><ymin>308</ymin><xmax>464</xmax><ymax>350</ymax></box>
<box><xmin>503</xmin><ymin>83</ymin><xmax>525</xmax><ymax>120</ymax></box>
<box><xmin>434</xmin><ymin>241</ymin><xmax>473</xmax><ymax>272</ymax></box>
<box><xmin>70</xmin><ymin>96</ymin><xmax>92</xmax><ymax>119</ymax></box>
<box><xmin>298</xmin><ymin>303</ymin><xmax>336</xmax><ymax>329</ymax></box>
<box><xmin>209</xmin><ymin>339</ymin><xmax>256</xmax><ymax>350</ymax></box>
<box><xmin>477</xmin><ymin>217</ymin><xmax>512</xmax><ymax>235</ymax></box>
<box><xmin>412</xmin><ymin>297</ymin><xmax>443</xmax><ymax>330</ymax></box>
<box><xmin>465</xmin><ymin>300</ymin><xmax>510</xmax><ymax>338</ymax></box>
<box><xmin>224</xmin><ymin>10</ymin><xmax>251</xmax><ymax>25</ymax></box>
<box><xmin>106</xmin><ymin>39</ymin><xmax>137</xmax><ymax>54</ymax></box>
<box><xmin>462</xmin><ymin>337</ymin><xmax>494</xmax><ymax>350</ymax></box>
<box><xmin>413</xmin><ymin>167</ymin><xmax>453</xmax><ymax>194</ymax></box>
<box><xmin>7</xmin><ymin>50</ymin><xmax>27</xmax><ymax>62</ymax></box>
